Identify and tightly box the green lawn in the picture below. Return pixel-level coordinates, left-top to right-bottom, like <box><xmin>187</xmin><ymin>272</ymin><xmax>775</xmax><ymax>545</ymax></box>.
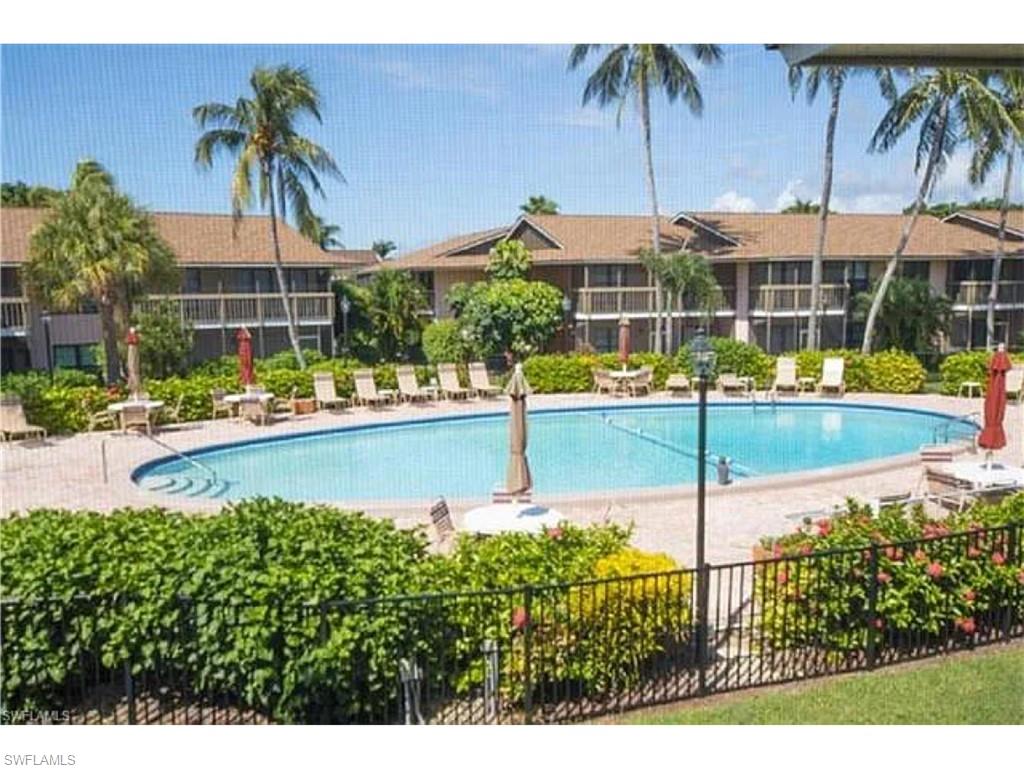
<box><xmin>617</xmin><ymin>646</ymin><xmax>1024</xmax><ymax>724</ymax></box>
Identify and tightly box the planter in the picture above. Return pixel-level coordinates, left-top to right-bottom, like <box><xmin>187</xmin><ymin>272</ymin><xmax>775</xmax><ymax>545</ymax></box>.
<box><xmin>292</xmin><ymin>398</ymin><xmax>316</xmax><ymax>415</ymax></box>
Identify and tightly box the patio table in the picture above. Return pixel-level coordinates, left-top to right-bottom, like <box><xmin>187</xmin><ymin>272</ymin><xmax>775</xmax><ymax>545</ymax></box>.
<box><xmin>462</xmin><ymin>502</ymin><xmax>564</xmax><ymax>535</ymax></box>
<box><xmin>223</xmin><ymin>393</ymin><xmax>275</xmax><ymax>406</ymax></box>
<box><xmin>107</xmin><ymin>399</ymin><xmax>164</xmax><ymax>413</ymax></box>
<box><xmin>948</xmin><ymin>461</ymin><xmax>1024</xmax><ymax>489</ymax></box>
<box><xmin>797</xmin><ymin>376</ymin><xmax>817</xmax><ymax>393</ymax></box>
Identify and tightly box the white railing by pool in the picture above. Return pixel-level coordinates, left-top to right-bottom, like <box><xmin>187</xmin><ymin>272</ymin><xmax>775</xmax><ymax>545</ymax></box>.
<box><xmin>949</xmin><ymin>280</ymin><xmax>1024</xmax><ymax>307</ymax></box>
<box><xmin>137</xmin><ymin>292</ymin><xmax>335</xmax><ymax>329</ymax></box>
<box><xmin>750</xmin><ymin>284</ymin><xmax>848</xmax><ymax>313</ymax></box>
<box><xmin>574</xmin><ymin>286</ymin><xmax>736</xmax><ymax>316</ymax></box>
<box><xmin>1</xmin><ymin>297</ymin><xmax>29</xmax><ymax>335</ymax></box>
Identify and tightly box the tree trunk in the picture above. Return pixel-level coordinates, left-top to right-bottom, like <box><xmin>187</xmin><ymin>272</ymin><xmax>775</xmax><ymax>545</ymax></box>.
<box><xmin>986</xmin><ymin>150</ymin><xmax>1014</xmax><ymax>349</ymax></box>
<box><xmin>639</xmin><ymin>77</ymin><xmax>663</xmax><ymax>354</ymax></box>
<box><xmin>664</xmin><ymin>285</ymin><xmax>674</xmax><ymax>353</ymax></box>
<box><xmin>861</xmin><ymin>99</ymin><xmax>950</xmax><ymax>355</ymax></box>
<box><xmin>808</xmin><ymin>84</ymin><xmax>841</xmax><ymax>352</ymax></box>
<box><xmin>98</xmin><ymin>298</ymin><xmax>120</xmax><ymax>385</ymax></box>
<box><xmin>265</xmin><ymin>165</ymin><xmax>307</xmax><ymax>370</ymax></box>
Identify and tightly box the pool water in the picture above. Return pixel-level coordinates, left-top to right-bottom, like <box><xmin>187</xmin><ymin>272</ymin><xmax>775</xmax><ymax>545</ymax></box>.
<box><xmin>134</xmin><ymin>403</ymin><xmax>974</xmax><ymax>502</ymax></box>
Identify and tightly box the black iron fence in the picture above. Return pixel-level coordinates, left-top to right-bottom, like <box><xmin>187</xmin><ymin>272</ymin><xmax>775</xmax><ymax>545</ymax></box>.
<box><xmin>2</xmin><ymin>523</ymin><xmax>1021</xmax><ymax>724</ymax></box>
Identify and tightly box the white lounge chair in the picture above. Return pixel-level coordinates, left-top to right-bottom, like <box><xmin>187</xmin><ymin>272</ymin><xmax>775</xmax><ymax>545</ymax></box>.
<box><xmin>718</xmin><ymin>372</ymin><xmax>747</xmax><ymax>396</ymax></box>
<box><xmin>818</xmin><ymin>357</ymin><xmax>845</xmax><ymax>397</ymax></box>
<box><xmin>1007</xmin><ymin>367</ymin><xmax>1023</xmax><ymax>403</ymax></box>
<box><xmin>665</xmin><ymin>373</ymin><xmax>692</xmax><ymax>396</ymax></box>
<box><xmin>313</xmin><ymin>372</ymin><xmax>350</xmax><ymax>411</ymax></box>
<box><xmin>353</xmin><ymin>369</ymin><xmax>393</xmax><ymax>408</ymax></box>
<box><xmin>397</xmin><ymin>365</ymin><xmax>433</xmax><ymax>403</ymax></box>
<box><xmin>0</xmin><ymin>396</ymin><xmax>47</xmax><ymax>443</ymax></box>
<box><xmin>437</xmin><ymin>364</ymin><xmax>471</xmax><ymax>400</ymax></box>
<box><xmin>468</xmin><ymin>362</ymin><xmax>501</xmax><ymax>398</ymax></box>
<box><xmin>772</xmin><ymin>357</ymin><xmax>799</xmax><ymax>395</ymax></box>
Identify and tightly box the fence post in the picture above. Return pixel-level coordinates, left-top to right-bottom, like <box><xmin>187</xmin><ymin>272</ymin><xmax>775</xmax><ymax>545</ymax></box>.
<box><xmin>866</xmin><ymin>544</ymin><xmax>879</xmax><ymax>670</ymax></box>
<box><xmin>697</xmin><ymin>563</ymin><xmax>711</xmax><ymax>696</ymax></box>
<box><xmin>398</xmin><ymin>658</ymin><xmax>424</xmax><ymax>725</ymax></box>
<box><xmin>522</xmin><ymin>586</ymin><xmax>533</xmax><ymax>725</ymax></box>
<box><xmin>1005</xmin><ymin>523</ymin><xmax>1019</xmax><ymax>641</ymax></box>
<box><xmin>481</xmin><ymin>639</ymin><xmax>500</xmax><ymax>722</ymax></box>
<box><xmin>123</xmin><ymin>660</ymin><xmax>136</xmax><ymax>724</ymax></box>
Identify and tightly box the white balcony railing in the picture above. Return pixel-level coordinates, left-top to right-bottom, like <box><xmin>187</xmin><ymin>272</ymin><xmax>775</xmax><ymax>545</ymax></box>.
<box><xmin>138</xmin><ymin>292</ymin><xmax>335</xmax><ymax>329</ymax></box>
<box><xmin>750</xmin><ymin>284</ymin><xmax>848</xmax><ymax>313</ymax></box>
<box><xmin>1</xmin><ymin>297</ymin><xmax>29</xmax><ymax>335</ymax></box>
<box><xmin>949</xmin><ymin>280</ymin><xmax>1024</xmax><ymax>307</ymax></box>
<box><xmin>575</xmin><ymin>286</ymin><xmax>736</xmax><ymax>316</ymax></box>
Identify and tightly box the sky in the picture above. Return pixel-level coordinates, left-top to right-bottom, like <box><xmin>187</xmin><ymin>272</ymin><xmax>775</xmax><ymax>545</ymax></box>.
<box><xmin>1</xmin><ymin>44</ymin><xmax>1014</xmax><ymax>255</ymax></box>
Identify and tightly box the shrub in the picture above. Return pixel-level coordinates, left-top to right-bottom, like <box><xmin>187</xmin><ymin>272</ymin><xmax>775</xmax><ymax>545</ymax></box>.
<box><xmin>422</xmin><ymin>319</ymin><xmax>473</xmax><ymax>364</ymax></box>
<box><xmin>595</xmin><ymin>352</ymin><xmax>678</xmax><ymax>389</ymax></box>
<box><xmin>521</xmin><ymin>354</ymin><xmax>594</xmax><ymax>393</ymax></box>
<box><xmin>864</xmin><ymin>349</ymin><xmax>926</xmax><ymax>393</ymax></box>
<box><xmin>940</xmin><ymin>350</ymin><xmax>991</xmax><ymax>395</ymax></box>
<box><xmin>794</xmin><ymin>348</ymin><xmax>870</xmax><ymax>392</ymax></box>
<box><xmin>678</xmin><ymin>337</ymin><xmax>775</xmax><ymax>388</ymax></box>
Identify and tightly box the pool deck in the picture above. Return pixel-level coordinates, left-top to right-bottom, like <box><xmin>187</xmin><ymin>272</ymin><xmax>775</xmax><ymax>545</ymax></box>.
<box><xmin>2</xmin><ymin>391</ymin><xmax>1020</xmax><ymax>565</ymax></box>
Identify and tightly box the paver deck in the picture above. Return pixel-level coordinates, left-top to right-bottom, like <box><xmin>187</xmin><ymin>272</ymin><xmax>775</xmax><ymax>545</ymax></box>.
<box><xmin>2</xmin><ymin>392</ymin><xmax>1020</xmax><ymax>565</ymax></box>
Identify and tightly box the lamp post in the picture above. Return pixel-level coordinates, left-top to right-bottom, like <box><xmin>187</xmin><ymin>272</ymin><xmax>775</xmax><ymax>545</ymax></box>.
<box><xmin>339</xmin><ymin>295</ymin><xmax>351</xmax><ymax>356</ymax></box>
<box><xmin>561</xmin><ymin>295</ymin><xmax>573</xmax><ymax>353</ymax></box>
<box><xmin>40</xmin><ymin>310</ymin><xmax>53</xmax><ymax>382</ymax></box>
<box><xmin>690</xmin><ymin>327</ymin><xmax>715</xmax><ymax>688</ymax></box>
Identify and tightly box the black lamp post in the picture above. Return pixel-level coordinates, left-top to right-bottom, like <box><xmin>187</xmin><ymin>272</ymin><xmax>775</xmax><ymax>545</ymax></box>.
<box><xmin>690</xmin><ymin>327</ymin><xmax>715</xmax><ymax>685</ymax></box>
<box><xmin>339</xmin><ymin>295</ymin><xmax>351</xmax><ymax>356</ymax></box>
<box><xmin>561</xmin><ymin>295</ymin><xmax>573</xmax><ymax>352</ymax></box>
<box><xmin>40</xmin><ymin>310</ymin><xmax>53</xmax><ymax>382</ymax></box>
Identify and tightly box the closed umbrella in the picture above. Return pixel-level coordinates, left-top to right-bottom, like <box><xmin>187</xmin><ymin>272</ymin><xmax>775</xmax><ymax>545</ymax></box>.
<box><xmin>504</xmin><ymin>363</ymin><xmax>533</xmax><ymax>495</ymax></box>
<box><xmin>977</xmin><ymin>345</ymin><xmax>1011</xmax><ymax>459</ymax></box>
<box><xmin>617</xmin><ymin>316</ymin><xmax>631</xmax><ymax>369</ymax></box>
<box><xmin>237</xmin><ymin>327</ymin><xmax>254</xmax><ymax>388</ymax></box>
<box><xmin>125</xmin><ymin>327</ymin><xmax>142</xmax><ymax>399</ymax></box>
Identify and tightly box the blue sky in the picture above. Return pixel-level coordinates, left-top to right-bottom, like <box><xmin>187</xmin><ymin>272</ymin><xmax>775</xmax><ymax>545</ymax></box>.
<box><xmin>1</xmin><ymin>44</ymin><xmax>1010</xmax><ymax>255</ymax></box>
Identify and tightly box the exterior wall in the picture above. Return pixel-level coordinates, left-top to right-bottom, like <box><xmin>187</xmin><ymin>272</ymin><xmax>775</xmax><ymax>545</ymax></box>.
<box><xmin>734</xmin><ymin>262</ymin><xmax>750</xmax><ymax>343</ymax></box>
<box><xmin>431</xmin><ymin>269</ymin><xmax>485</xmax><ymax>318</ymax></box>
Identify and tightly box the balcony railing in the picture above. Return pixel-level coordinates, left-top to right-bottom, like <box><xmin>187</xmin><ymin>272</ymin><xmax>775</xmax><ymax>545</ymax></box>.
<box><xmin>948</xmin><ymin>280</ymin><xmax>1024</xmax><ymax>307</ymax></box>
<box><xmin>574</xmin><ymin>286</ymin><xmax>736</xmax><ymax>316</ymax></box>
<box><xmin>750</xmin><ymin>284</ymin><xmax>848</xmax><ymax>313</ymax></box>
<box><xmin>138</xmin><ymin>292</ymin><xmax>335</xmax><ymax>329</ymax></box>
<box><xmin>1</xmin><ymin>297</ymin><xmax>29</xmax><ymax>335</ymax></box>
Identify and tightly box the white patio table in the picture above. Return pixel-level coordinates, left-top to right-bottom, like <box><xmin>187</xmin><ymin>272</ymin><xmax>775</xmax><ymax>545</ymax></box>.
<box><xmin>107</xmin><ymin>399</ymin><xmax>164</xmax><ymax>414</ymax></box>
<box><xmin>223</xmin><ymin>392</ymin><xmax>275</xmax><ymax>406</ymax></box>
<box><xmin>462</xmin><ymin>502</ymin><xmax>564</xmax><ymax>535</ymax></box>
<box><xmin>948</xmin><ymin>461</ymin><xmax>1024</xmax><ymax>489</ymax></box>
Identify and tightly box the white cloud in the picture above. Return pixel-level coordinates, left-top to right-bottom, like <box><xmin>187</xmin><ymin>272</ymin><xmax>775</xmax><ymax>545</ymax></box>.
<box><xmin>711</xmin><ymin>190</ymin><xmax>758</xmax><ymax>212</ymax></box>
<box><xmin>376</xmin><ymin>59</ymin><xmax>498</xmax><ymax>100</ymax></box>
<box><xmin>774</xmin><ymin>179</ymin><xmax>811</xmax><ymax>211</ymax></box>
<box><xmin>830</xmin><ymin>193</ymin><xmax>905</xmax><ymax>213</ymax></box>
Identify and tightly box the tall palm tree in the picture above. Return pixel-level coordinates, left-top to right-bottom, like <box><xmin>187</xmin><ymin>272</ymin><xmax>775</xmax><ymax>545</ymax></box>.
<box><xmin>371</xmin><ymin>239</ymin><xmax>397</xmax><ymax>261</ymax></box>
<box><xmin>968</xmin><ymin>70</ymin><xmax>1024</xmax><ymax>349</ymax></box>
<box><xmin>662</xmin><ymin>251</ymin><xmax>721</xmax><ymax>348</ymax></box>
<box><xmin>520</xmin><ymin>195</ymin><xmax>560</xmax><ymax>215</ymax></box>
<box><xmin>779</xmin><ymin>197</ymin><xmax>821</xmax><ymax>214</ymax></box>
<box><xmin>569</xmin><ymin>44</ymin><xmax>722</xmax><ymax>354</ymax></box>
<box><xmin>860</xmin><ymin>69</ymin><xmax>1013</xmax><ymax>354</ymax></box>
<box><xmin>193</xmin><ymin>65</ymin><xmax>341</xmax><ymax>370</ymax></box>
<box><xmin>788</xmin><ymin>66</ymin><xmax>896</xmax><ymax>351</ymax></box>
<box><xmin>303</xmin><ymin>215</ymin><xmax>344</xmax><ymax>250</ymax></box>
<box><xmin>24</xmin><ymin>160</ymin><xmax>177</xmax><ymax>383</ymax></box>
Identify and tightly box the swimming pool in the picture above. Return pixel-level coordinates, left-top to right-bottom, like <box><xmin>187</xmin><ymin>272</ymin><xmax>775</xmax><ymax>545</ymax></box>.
<box><xmin>133</xmin><ymin>402</ymin><xmax>977</xmax><ymax>503</ymax></box>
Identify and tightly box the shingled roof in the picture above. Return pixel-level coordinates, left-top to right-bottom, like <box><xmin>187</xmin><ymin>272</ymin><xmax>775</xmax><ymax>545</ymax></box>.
<box><xmin>1</xmin><ymin>207</ymin><xmax>370</xmax><ymax>268</ymax></box>
<box><xmin>387</xmin><ymin>211</ymin><xmax>1024</xmax><ymax>271</ymax></box>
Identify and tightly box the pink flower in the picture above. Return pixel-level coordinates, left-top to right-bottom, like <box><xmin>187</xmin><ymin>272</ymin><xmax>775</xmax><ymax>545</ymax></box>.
<box><xmin>511</xmin><ymin>606</ymin><xmax>529</xmax><ymax>631</ymax></box>
<box><xmin>1017</xmin><ymin>569</ymin><xmax>1024</xmax><ymax>586</ymax></box>
<box><xmin>816</xmin><ymin>520</ymin><xmax>832</xmax><ymax>537</ymax></box>
<box><xmin>877</xmin><ymin>571</ymin><xmax>892</xmax><ymax>585</ymax></box>
<box><xmin>873</xmin><ymin>618</ymin><xmax>885</xmax><ymax>630</ymax></box>
<box><xmin>884</xmin><ymin>546</ymin><xmax>902</xmax><ymax>562</ymax></box>
<box><xmin>992</xmin><ymin>552</ymin><xmax>1006</xmax><ymax>566</ymax></box>
<box><xmin>967</xmin><ymin>547</ymin><xmax>981</xmax><ymax>559</ymax></box>
<box><xmin>777</xmin><ymin>569</ymin><xmax>789</xmax><ymax>585</ymax></box>
<box><xmin>772</xmin><ymin>543</ymin><xmax>784</xmax><ymax>558</ymax></box>
<box><xmin>955</xmin><ymin>617</ymin><xmax>976</xmax><ymax>634</ymax></box>
<box><xmin>913</xmin><ymin>549</ymin><xmax>928</xmax><ymax>563</ymax></box>
<box><xmin>926</xmin><ymin>562</ymin><xmax>944</xmax><ymax>579</ymax></box>
<box><xmin>800</xmin><ymin>544</ymin><xmax>813</xmax><ymax>556</ymax></box>
<box><xmin>962</xmin><ymin>589</ymin><xmax>976</xmax><ymax>603</ymax></box>
<box><xmin>545</xmin><ymin>526</ymin><xmax>563</xmax><ymax>540</ymax></box>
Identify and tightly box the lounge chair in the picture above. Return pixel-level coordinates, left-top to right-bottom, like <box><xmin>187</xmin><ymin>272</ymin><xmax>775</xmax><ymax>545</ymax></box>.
<box><xmin>120</xmin><ymin>404</ymin><xmax>153</xmax><ymax>435</ymax></box>
<box><xmin>771</xmin><ymin>357</ymin><xmax>799</xmax><ymax>395</ymax></box>
<box><xmin>593</xmin><ymin>368</ymin><xmax>618</xmax><ymax>395</ymax></box>
<box><xmin>0</xmin><ymin>396</ymin><xmax>47</xmax><ymax>443</ymax></box>
<box><xmin>397</xmin><ymin>365</ymin><xmax>433</xmax><ymax>403</ymax></box>
<box><xmin>238</xmin><ymin>397</ymin><xmax>271</xmax><ymax>426</ymax></box>
<box><xmin>717</xmin><ymin>372</ymin><xmax>747</xmax><ymax>396</ymax></box>
<box><xmin>627</xmin><ymin>365</ymin><xmax>654</xmax><ymax>397</ymax></box>
<box><xmin>437</xmin><ymin>363</ymin><xmax>471</xmax><ymax>400</ymax></box>
<box><xmin>665</xmin><ymin>373</ymin><xmax>691</xmax><ymax>396</ymax></box>
<box><xmin>924</xmin><ymin>467</ymin><xmax>971</xmax><ymax>512</ymax></box>
<box><xmin>211</xmin><ymin>388</ymin><xmax>233</xmax><ymax>419</ymax></box>
<box><xmin>313</xmin><ymin>372</ymin><xmax>350</xmax><ymax>411</ymax></box>
<box><xmin>430</xmin><ymin>497</ymin><xmax>457</xmax><ymax>551</ymax></box>
<box><xmin>353</xmin><ymin>369</ymin><xmax>392</xmax><ymax>408</ymax></box>
<box><xmin>1008</xmin><ymin>367</ymin><xmax>1023</xmax><ymax>403</ymax></box>
<box><xmin>468</xmin><ymin>362</ymin><xmax>501</xmax><ymax>398</ymax></box>
<box><xmin>274</xmin><ymin>387</ymin><xmax>298</xmax><ymax>415</ymax></box>
<box><xmin>818</xmin><ymin>357</ymin><xmax>845</xmax><ymax>397</ymax></box>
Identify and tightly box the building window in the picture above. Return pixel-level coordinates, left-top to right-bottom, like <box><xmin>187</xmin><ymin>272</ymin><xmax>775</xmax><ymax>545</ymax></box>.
<box><xmin>184</xmin><ymin>268</ymin><xmax>202</xmax><ymax>293</ymax></box>
<box><xmin>848</xmin><ymin>261</ymin><xmax>870</xmax><ymax>294</ymax></box>
<box><xmin>901</xmin><ymin>261</ymin><xmax>930</xmax><ymax>282</ymax></box>
<box><xmin>53</xmin><ymin>344</ymin><xmax>99</xmax><ymax>371</ymax></box>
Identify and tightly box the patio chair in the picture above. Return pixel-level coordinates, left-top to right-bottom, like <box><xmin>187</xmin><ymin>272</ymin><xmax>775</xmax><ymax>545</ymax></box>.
<box><xmin>353</xmin><ymin>369</ymin><xmax>392</xmax><ymax>408</ymax></box>
<box><xmin>238</xmin><ymin>397</ymin><xmax>270</xmax><ymax>426</ymax></box>
<box><xmin>924</xmin><ymin>467</ymin><xmax>971</xmax><ymax>512</ymax></box>
<box><xmin>119</xmin><ymin>404</ymin><xmax>153</xmax><ymax>436</ymax></box>
<box><xmin>771</xmin><ymin>357</ymin><xmax>799</xmax><ymax>395</ymax></box>
<box><xmin>430</xmin><ymin>497</ymin><xmax>456</xmax><ymax>542</ymax></box>
<box><xmin>211</xmin><ymin>388</ymin><xmax>233</xmax><ymax>420</ymax></box>
<box><xmin>274</xmin><ymin>387</ymin><xmax>298</xmax><ymax>414</ymax></box>
<box><xmin>627</xmin><ymin>365</ymin><xmax>654</xmax><ymax>397</ymax></box>
<box><xmin>665</xmin><ymin>373</ymin><xmax>692</xmax><ymax>396</ymax></box>
<box><xmin>163</xmin><ymin>394</ymin><xmax>186</xmax><ymax>424</ymax></box>
<box><xmin>83</xmin><ymin>398</ymin><xmax>117</xmax><ymax>432</ymax></box>
<box><xmin>717</xmin><ymin>372</ymin><xmax>746</xmax><ymax>397</ymax></box>
<box><xmin>437</xmin><ymin>363</ymin><xmax>471</xmax><ymax>400</ymax></box>
<box><xmin>0</xmin><ymin>395</ymin><xmax>47</xmax><ymax>443</ymax></box>
<box><xmin>817</xmin><ymin>357</ymin><xmax>845</xmax><ymax>397</ymax></box>
<box><xmin>468</xmin><ymin>362</ymin><xmax>501</xmax><ymax>398</ymax></box>
<box><xmin>593</xmin><ymin>368</ymin><xmax>618</xmax><ymax>395</ymax></box>
<box><xmin>313</xmin><ymin>372</ymin><xmax>350</xmax><ymax>412</ymax></box>
<box><xmin>1007</xmin><ymin>367</ymin><xmax>1023</xmax><ymax>403</ymax></box>
<box><xmin>397</xmin><ymin>366</ymin><xmax>432</xmax><ymax>404</ymax></box>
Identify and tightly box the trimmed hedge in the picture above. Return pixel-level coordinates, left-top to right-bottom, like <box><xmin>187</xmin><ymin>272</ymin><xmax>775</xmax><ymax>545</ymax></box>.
<box><xmin>938</xmin><ymin>350</ymin><xmax>1024</xmax><ymax>395</ymax></box>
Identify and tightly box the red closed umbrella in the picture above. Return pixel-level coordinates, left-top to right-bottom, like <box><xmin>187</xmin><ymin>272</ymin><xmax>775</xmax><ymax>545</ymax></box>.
<box><xmin>977</xmin><ymin>346</ymin><xmax>1012</xmax><ymax>452</ymax></box>
<box><xmin>125</xmin><ymin>326</ymin><xmax>142</xmax><ymax>399</ymax></box>
<box><xmin>617</xmin><ymin>316</ymin><xmax>631</xmax><ymax>369</ymax></box>
<box><xmin>237</xmin><ymin>327</ymin><xmax>254</xmax><ymax>387</ymax></box>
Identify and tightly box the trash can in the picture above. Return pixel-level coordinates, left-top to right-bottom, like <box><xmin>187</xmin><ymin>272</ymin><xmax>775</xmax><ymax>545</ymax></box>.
<box><xmin>717</xmin><ymin>456</ymin><xmax>732</xmax><ymax>485</ymax></box>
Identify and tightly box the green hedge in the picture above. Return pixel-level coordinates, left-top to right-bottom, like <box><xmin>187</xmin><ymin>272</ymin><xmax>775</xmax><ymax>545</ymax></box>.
<box><xmin>756</xmin><ymin>494</ymin><xmax>1024</xmax><ymax>653</ymax></box>
<box><xmin>678</xmin><ymin>338</ymin><xmax>775</xmax><ymax>388</ymax></box>
<box><xmin>937</xmin><ymin>350</ymin><xmax>1024</xmax><ymax>395</ymax></box>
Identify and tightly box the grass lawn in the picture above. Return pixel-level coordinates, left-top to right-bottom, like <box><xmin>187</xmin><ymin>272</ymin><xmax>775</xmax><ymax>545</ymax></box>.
<box><xmin>616</xmin><ymin>646</ymin><xmax>1024</xmax><ymax>724</ymax></box>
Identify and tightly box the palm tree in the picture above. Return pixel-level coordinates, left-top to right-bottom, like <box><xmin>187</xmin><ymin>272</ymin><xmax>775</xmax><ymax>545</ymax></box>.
<box><xmin>569</xmin><ymin>44</ymin><xmax>722</xmax><ymax>354</ymax></box>
<box><xmin>853</xmin><ymin>277</ymin><xmax>952</xmax><ymax>354</ymax></box>
<box><xmin>520</xmin><ymin>195</ymin><xmax>560</xmax><ymax>215</ymax></box>
<box><xmin>1</xmin><ymin>181</ymin><xmax>62</xmax><ymax>207</ymax></box>
<box><xmin>371</xmin><ymin>239</ymin><xmax>397</xmax><ymax>261</ymax></box>
<box><xmin>193</xmin><ymin>65</ymin><xmax>341</xmax><ymax>370</ymax></box>
<box><xmin>860</xmin><ymin>69</ymin><xmax>1013</xmax><ymax>354</ymax></box>
<box><xmin>968</xmin><ymin>70</ymin><xmax>1024</xmax><ymax>349</ymax></box>
<box><xmin>662</xmin><ymin>251</ymin><xmax>721</xmax><ymax>348</ymax></box>
<box><xmin>24</xmin><ymin>160</ymin><xmax>177</xmax><ymax>384</ymax></box>
<box><xmin>788</xmin><ymin>66</ymin><xmax>896</xmax><ymax>352</ymax></box>
<box><xmin>365</xmin><ymin>269</ymin><xmax>428</xmax><ymax>360</ymax></box>
<box><xmin>303</xmin><ymin>215</ymin><xmax>344</xmax><ymax>250</ymax></box>
<box><xmin>779</xmin><ymin>197</ymin><xmax>821</xmax><ymax>214</ymax></box>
